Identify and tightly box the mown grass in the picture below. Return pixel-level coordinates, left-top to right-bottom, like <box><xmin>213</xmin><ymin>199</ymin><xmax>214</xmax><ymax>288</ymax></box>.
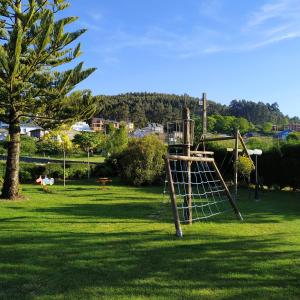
<box><xmin>21</xmin><ymin>154</ymin><xmax>105</xmax><ymax>163</ymax></box>
<box><xmin>0</xmin><ymin>180</ymin><xmax>300</xmax><ymax>299</ymax></box>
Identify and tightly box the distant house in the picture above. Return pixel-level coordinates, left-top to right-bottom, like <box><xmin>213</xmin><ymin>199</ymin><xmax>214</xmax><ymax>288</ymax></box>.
<box><xmin>91</xmin><ymin>118</ymin><xmax>134</xmax><ymax>133</ymax></box>
<box><xmin>132</xmin><ymin>123</ymin><xmax>164</xmax><ymax>138</ymax></box>
<box><xmin>92</xmin><ymin>118</ymin><xmax>119</xmax><ymax>133</ymax></box>
<box><xmin>273</xmin><ymin>130</ymin><xmax>293</xmax><ymax>140</ymax></box>
<box><xmin>20</xmin><ymin>123</ymin><xmax>46</xmax><ymax>139</ymax></box>
<box><xmin>0</xmin><ymin>121</ymin><xmax>45</xmax><ymax>139</ymax></box>
<box><xmin>64</xmin><ymin>122</ymin><xmax>94</xmax><ymax>140</ymax></box>
<box><xmin>0</xmin><ymin>129</ymin><xmax>8</xmax><ymax>141</ymax></box>
<box><xmin>71</xmin><ymin>121</ymin><xmax>93</xmax><ymax>132</ymax></box>
<box><xmin>0</xmin><ymin>121</ymin><xmax>9</xmax><ymax>129</ymax></box>
<box><xmin>284</xmin><ymin>124</ymin><xmax>300</xmax><ymax>132</ymax></box>
<box><xmin>121</xmin><ymin>121</ymin><xmax>135</xmax><ymax>133</ymax></box>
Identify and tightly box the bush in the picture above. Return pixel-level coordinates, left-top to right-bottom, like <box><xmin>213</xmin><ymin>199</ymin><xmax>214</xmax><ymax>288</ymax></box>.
<box><xmin>246</xmin><ymin>137</ymin><xmax>274</xmax><ymax>152</ymax></box>
<box><xmin>0</xmin><ymin>141</ymin><xmax>7</xmax><ymax>155</ymax></box>
<box><xmin>67</xmin><ymin>164</ymin><xmax>90</xmax><ymax>179</ymax></box>
<box><xmin>18</xmin><ymin>163</ymin><xmax>45</xmax><ymax>183</ymax></box>
<box><xmin>116</xmin><ymin>135</ymin><xmax>166</xmax><ymax>186</ymax></box>
<box><xmin>236</xmin><ymin>156</ymin><xmax>254</xmax><ymax>181</ymax></box>
<box><xmin>92</xmin><ymin>162</ymin><xmax>115</xmax><ymax>178</ymax></box>
<box><xmin>21</xmin><ymin>135</ymin><xmax>37</xmax><ymax>155</ymax></box>
<box><xmin>44</xmin><ymin>164</ymin><xmax>64</xmax><ymax>179</ymax></box>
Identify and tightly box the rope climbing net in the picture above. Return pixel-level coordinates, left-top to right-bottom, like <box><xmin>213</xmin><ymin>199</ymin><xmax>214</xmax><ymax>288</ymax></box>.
<box><xmin>168</xmin><ymin>157</ymin><xmax>233</xmax><ymax>223</ymax></box>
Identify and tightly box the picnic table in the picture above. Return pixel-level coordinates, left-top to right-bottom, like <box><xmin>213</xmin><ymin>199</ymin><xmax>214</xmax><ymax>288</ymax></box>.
<box><xmin>96</xmin><ymin>177</ymin><xmax>112</xmax><ymax>189</ymax></box>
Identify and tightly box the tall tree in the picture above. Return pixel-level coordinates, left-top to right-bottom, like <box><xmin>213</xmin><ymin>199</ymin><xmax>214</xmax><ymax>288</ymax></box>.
<box><xmin>0</xmin><ymin>0</ymin><xmax>95</xmax><ymax>199</ymax></box>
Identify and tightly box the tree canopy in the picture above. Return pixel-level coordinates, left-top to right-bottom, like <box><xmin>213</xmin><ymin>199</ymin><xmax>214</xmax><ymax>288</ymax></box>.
<box><xmin>0</xmin><ymin>0</ymin><xmax>95</xmax><ymax>199</ymax></box>
<box><xmin>93</xmin><ymin>92</ymin><xmax>292</xmax><ymax>128</ymax></box>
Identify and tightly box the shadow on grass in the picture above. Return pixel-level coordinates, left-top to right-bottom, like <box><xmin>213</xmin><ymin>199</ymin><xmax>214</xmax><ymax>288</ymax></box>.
<box><xmin>33</xmin><ymin>202</ymin><xmax>162</xmax><ymax>222</ymax></box>
<box><xmin>0</xmin><ymin>230</ymin><xmax>299</xmax><ymax>299</ymax></box>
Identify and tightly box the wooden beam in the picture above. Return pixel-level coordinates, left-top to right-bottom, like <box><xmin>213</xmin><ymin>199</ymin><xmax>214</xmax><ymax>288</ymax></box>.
<box><xmin>182</xmin><ymin>106</ymin><xmax>192</xmax><ymax>224</ymax></box>
<box><xmin>166</xmin><ymin>155</ymin><xmax>215</xmax><ymax>163</ymax></box>
<box><xmin>190</xmin><ymin>150</ymin><xmax>214</xmax><ymax>155</ymax></box>
<box><xmin>202</xmin><ymin>136</ymin><xmax>235</xmax><ymax>142</ymax></box>
<box><xmin>202</xmin><ymin>92</ymin><xmax>207</xmax><ymax>137</ymax></box>
<box><xmin>233</xmin><ymin>130</ymin><xmax>239</xmax><ymax>202</ymax></box>
<box><xmin>165</xmin><ymin>158</ymin><xmax>183</xmax><ymax>237</ymax></box>
<box><xmin>238</xmin><ymin>132</ymin><xmax>254</xmax><ymax>163</ymax></box>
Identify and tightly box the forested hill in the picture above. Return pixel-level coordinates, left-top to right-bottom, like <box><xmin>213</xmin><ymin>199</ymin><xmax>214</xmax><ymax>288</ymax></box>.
<box><xmin>93</xmin><ymin>92</ymin><xmax>292</xmax><ymax>127</ymax></box>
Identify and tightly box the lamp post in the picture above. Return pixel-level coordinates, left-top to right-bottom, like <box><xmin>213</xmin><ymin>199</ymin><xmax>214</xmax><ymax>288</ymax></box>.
<box><xmin>252</xmin><ymin>149</ymin><xmax>262</xmax><ymax>201</ymax></box>
<box><xmin>57</xmin><ymin>135</ymin><xmax>66</xmax><ymax>187</ymax></box>
<box><xmin>87</xmin><ymin>146</ymin><xmax>90</xmax><ymax>179</ymax></box>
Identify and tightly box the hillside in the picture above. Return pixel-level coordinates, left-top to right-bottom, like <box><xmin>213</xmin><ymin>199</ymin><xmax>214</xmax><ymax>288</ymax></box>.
<box><xmin>93</xmin><ymin>92</ymin><xmax>293</xmax><ymax>127</ymax></box>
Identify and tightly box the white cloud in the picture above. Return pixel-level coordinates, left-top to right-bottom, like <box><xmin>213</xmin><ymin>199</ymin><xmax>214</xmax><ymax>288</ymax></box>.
<box><xmin>88</xmin><ymin>0</ymin><xmax>300</xmax><ymax>62</ymax></box>
<box><xmin>243</xmin><ymin>0</ymin><xmax>300</xmax><ymax>49</ymax></box>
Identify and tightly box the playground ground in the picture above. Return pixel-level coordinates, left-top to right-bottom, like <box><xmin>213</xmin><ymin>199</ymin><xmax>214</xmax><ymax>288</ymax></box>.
<box><xmin>0</xmin><ymin>180</ymin><xmax>299</xmax><ymax>300</ymax></box>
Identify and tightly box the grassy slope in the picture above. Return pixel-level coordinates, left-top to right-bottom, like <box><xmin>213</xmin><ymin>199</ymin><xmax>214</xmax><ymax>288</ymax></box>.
<box><xmin>0</xmin><ymin>181</ymin><xmax>299</xmax><ymax>300</ymax></box>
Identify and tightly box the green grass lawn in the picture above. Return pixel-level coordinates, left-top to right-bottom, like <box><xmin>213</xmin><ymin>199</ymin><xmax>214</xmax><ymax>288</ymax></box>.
<box><xmin>0</xmin><ymin>181</ymin><xmax>300</xmax><ymax>299</ymax></box>
<box><xmin>21</xmin><ymin>154</ymin><xmax>105</xmax><ymax>163</ymax></box>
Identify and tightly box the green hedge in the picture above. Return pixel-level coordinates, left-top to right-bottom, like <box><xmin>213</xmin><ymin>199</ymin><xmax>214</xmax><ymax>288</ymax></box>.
<box><xmin>207</xmin><ymin>143</ymin><xmax>300</xmax><ymax>190</ymax></box>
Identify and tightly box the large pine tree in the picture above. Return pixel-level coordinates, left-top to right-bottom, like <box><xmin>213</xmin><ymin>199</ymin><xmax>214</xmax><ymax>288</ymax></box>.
<box><xmin>0</xmin><ymin>0</ymin><xmax>95</xmax><ymax>199</ymax></box>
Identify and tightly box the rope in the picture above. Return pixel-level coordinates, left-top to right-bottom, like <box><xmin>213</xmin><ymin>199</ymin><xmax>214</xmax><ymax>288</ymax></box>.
<box><xmin>167</xmin><ymin>159</ymin><xmax>231</xmax><ymax>223</ymax></box>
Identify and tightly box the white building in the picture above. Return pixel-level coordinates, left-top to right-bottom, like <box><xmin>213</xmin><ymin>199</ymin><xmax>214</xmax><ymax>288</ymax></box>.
<box><xmin>20</xmin><ymin>123</ymin><xmax>46</xmax><ymax>138</ymax></box>
<box><xmin>0</xmin><ymin>121</ymin><xmax>9</xmax><ymax>129</ymax></box>
<box><xmin>71</xmin><ymin>121</ymin><xmax>93</xmax><ymax>132</ymax></box>
<box><xmin>0</xmin><ymin>129</ymin><xmax>8</xmax><ymax>141</ymax></box>
<box><xmin>132</xmin><ymin>123</ymin><xmax>164</xmax><ymax>138</ymax></box>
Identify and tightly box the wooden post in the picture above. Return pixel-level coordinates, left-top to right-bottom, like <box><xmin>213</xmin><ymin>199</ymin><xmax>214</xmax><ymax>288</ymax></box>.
<box><xmin>233</xmin><ymin>129</ymin><xmax>239</xmax><ymax>202</ymax></box>
<box><xmin>238</xmin><ymin>132</ymin><xmax>254</xmax><ymax>162</ymax></box>
<box><xmin>202</xmin><ymin>93</ymin><xmax>207</xmax><ymax>137</ymax></box>
<box><xmin>165</xmin><ymin>158</ymin><xmax>183</xmax><ymax>237</ymax></box>
<box><xmin>183</xmin><ymin>106</ymin><xmax>192</xmax><ymax>224</ymax></box>
<box><xmin>212</xmin><ymin>160</ymin><xmax>243</xmax><ymax>221</ymax></box>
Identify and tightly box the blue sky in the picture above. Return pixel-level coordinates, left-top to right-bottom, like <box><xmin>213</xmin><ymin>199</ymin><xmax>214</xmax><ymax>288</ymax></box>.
<box><xmin>65</xmin><ymin>0</ymin><xmax>300</xmax><ymax>117</ymax></box>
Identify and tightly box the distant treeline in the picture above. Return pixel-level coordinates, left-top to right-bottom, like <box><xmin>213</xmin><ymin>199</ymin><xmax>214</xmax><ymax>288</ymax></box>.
<box><xmin>92</xmin><ymin>92</ymin><xmax>298</xmax><ymax>128</ymax></box>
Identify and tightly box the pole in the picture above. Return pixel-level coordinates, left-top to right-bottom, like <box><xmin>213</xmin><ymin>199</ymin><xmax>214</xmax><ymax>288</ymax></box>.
<box><xmin>87</xmin><ymin>147</ymin><xmax>90</xmax><ymax>179</ymax></box>
<box><xmin>183</xmin><ymin>106</ymin><xmax>192</xmax><ymax>224</ymax></box>
<box><xmin>201</xmin><ymin>93</ymin><xmax>207</xmax><ymax>152</ymax></box>
<box><xmin>202</xmin><ymin>92</ymin><xmax>207</xmax><ymax>137</ymax></box>
<box><xmin>255</xmin><ymin>155</ymin><xmax>260</xmax><ymax>201</ymax></box>
<box><xmin>233</xmin><ymin>129</ymin><xmax>239</xmax><ymax>202</ymax></box>
<box><xmin>63</xmin><ymin>146</ymin><xmax>66</xmax><ymax>187</ymax></box>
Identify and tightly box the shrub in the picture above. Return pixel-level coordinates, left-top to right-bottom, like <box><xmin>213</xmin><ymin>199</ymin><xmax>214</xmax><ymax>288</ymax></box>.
<box><xmin>92</xmin><ymin>163</ymin><xmax>115</xmax><ymax>178</ymax></box>
<box><xmin>67</xmin><ymin>164</ymin><xmax>90</xmax><ymax>179</ymax></box>
<box><xmin>246</xmin><ymin>137</ymin><xmax>274</xmax><ymax>152</ymax></box>
<box><xmin>44</xmin><ymin>164</ymin><xmax>64</xmax><ymax>179</ymax></box>
<box><xmin>117</xmin><ymin>135</ymin><xmax>167</xmax><ymax>186</ymax></box>
<box><xmin>18</xmin><ymin>163</ymin><xmax>45</xmax><ymax>183</ymax></box>
<box><xmin>20</xmin><ymin>135</ymin><xmax>37</xmax><ymax>155</ymax></box>
<box><xmin>236</xmin><ymin>156</ymin><xmax>254</xmax><ymax>181</ymax></box>
<box><xmin>0</xmin><ymin>141</ymin><xmax>7</xmax><ymax>155</ymax></box>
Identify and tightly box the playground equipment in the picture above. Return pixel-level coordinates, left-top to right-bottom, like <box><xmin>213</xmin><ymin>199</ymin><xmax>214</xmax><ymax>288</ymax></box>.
<box><xmin>36</xmin><ymin>175</ymin><xmax>55</xmax><ymax>186</ymax></box>
<box><xmin>165</xmin><ymin>93</ymin><xmax>253</xmax><ymax>237</ymax></box>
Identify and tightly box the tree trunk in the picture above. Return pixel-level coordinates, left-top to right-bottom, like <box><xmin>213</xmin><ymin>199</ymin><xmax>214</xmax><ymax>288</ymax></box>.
<box><xmin>1</xmin><ymin>114</ymin><xmax>21</xmax><ymax>200</ymax></box>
